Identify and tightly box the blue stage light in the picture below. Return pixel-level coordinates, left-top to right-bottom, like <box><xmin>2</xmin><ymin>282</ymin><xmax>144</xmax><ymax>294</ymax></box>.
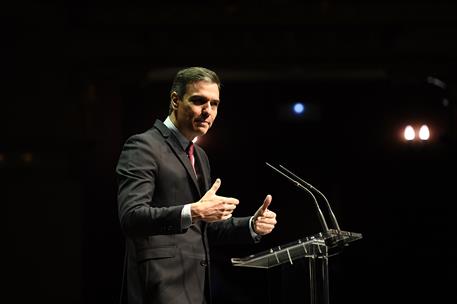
<box><xmin>293</xmin><ymin>102</ymin><xmax>305</xmax><ymax>115</ymax></box>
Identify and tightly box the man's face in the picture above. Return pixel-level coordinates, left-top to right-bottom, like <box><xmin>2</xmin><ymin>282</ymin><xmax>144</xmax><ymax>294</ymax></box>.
<box><xmin>172</xmin><ymin>81</ymin><xmax>220</xmax><ymax>140</ymax></box>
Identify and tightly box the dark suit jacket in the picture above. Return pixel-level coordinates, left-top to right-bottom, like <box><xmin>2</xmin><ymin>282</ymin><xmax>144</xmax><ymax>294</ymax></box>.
<box><xmin>116</xmin><ymin>119</ymin><xmax>254</xmax><ymax>304</ymax></box>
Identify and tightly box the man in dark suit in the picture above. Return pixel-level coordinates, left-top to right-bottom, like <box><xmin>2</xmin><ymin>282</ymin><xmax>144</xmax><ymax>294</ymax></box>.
<box><xmin>116</xmin><ymin>67</ymin><xmax>277</xmax><ymax>304</ymax></box>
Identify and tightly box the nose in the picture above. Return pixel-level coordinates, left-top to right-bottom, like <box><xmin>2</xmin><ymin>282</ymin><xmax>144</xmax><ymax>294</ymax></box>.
<box><xmin>201</xmin><ymin>101</ymin><xmax>212</xmax><ymax>114</ymax></box>
<box><xmin>203</xmin><ymin>100</ymin><xmax>211</xmax><ymax>109</ymax></box>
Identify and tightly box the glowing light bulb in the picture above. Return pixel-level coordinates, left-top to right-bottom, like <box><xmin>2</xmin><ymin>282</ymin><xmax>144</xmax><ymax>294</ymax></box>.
<box><xmin>418</xmin><ymin>125</ymin><xmax>430</xmax><ymax>141</ymax></box>
<box><xmin>292</xmin><ymin>102</ymin><xmax>305</xmax><ymax>115</ymax></box>
<box><xmin>404</xmin><ymin>125</ymin><xmax>415</xmax><ymax>141</ymax></box>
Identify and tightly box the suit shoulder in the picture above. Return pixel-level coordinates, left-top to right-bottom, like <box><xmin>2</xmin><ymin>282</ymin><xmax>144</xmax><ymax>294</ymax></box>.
<box><xmin>117</xmin><ymin>128</ymin><xmax>163</xmax><ymax>168</ymax></box>
<box><xmin>124</xmin><ymin>127</ymin><xmax>163</xmax><ymax>146</ymax></box>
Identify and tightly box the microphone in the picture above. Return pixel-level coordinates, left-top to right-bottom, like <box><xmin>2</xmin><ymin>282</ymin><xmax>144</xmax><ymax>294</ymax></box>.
<box><xmin>265</xmin><ymin>162</ymin><xmax>329</xmax><ymax>232</ymax></box>
<box><xmin>278</xmin><ymin>164</ymin><xmax>341</xmax><ymax>231</ymax></box>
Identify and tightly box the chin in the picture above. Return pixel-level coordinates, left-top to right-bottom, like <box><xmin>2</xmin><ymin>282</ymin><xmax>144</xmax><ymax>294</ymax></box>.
<box><xmin>195</xmin><ymin>128</ymin><xmax>208</xmax><ymax>136</ymax></box>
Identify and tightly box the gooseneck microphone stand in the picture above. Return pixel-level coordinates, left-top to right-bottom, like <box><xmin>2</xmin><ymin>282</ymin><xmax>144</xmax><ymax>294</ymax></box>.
<box><xmin>231</xmin><ymin>163</ymin><xmax>363</xmax><ymax>304</ymax></box>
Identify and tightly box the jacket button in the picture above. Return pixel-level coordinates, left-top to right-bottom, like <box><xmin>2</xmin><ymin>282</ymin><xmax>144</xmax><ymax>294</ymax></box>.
<box><xmin>200</xmin><ymin>260</ymin><xmax>207</xmax><ymax>267</ymax></box>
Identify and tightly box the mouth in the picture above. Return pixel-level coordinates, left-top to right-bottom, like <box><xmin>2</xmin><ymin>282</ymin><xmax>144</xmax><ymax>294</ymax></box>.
<box><xmin>195</xmin><ymin>119</ymin><xmax>210</xmax><ymax>127</ymax></box>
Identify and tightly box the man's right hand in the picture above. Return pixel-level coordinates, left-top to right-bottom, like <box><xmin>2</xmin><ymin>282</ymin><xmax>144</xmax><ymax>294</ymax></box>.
<box><xmin>190</xmin><ymin>178</ymin><xmax>239</xmax><ymax>222</ymax></box>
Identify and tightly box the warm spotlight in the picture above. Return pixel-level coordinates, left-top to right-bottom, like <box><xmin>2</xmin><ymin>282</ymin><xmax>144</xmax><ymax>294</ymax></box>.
<box><xmin>403</xmin><ymin>125</ymin><xmax>415</xmax><ymax>141</ymax></box>
<box><xmin>418</xmin><ymin>125</ymin><xmax>430</xmax><ymax>141</ymax></box>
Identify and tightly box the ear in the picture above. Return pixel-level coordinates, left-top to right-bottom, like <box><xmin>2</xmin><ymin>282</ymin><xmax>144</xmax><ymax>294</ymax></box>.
<box><xmin>170</xmin><ymin>92</ymin><xmax>180</xmax><ymax>110</ymax></box>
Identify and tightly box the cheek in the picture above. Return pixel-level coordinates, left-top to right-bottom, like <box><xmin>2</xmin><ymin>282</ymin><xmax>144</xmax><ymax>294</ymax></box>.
<box><xmin>183</xmin><ymin>106</ymin><xmax>197</xmax><ymax>118</ymax></box>
<box><xmin>191</xmin><ymin>109</ymin><xmax>201</xmax><ymax>120</ymax></box>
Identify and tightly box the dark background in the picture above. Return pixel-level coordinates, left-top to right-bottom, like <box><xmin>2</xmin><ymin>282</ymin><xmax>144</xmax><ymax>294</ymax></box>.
<box><xmin>3</xmin><ymin>1</ymin><xmax>456</xmax><ymax>303</ymax></box>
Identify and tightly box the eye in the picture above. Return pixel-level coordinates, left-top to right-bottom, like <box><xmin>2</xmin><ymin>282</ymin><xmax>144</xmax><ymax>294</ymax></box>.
<box><xmin>189</xmin><ymin>96</ymin><xmax>207</xmax><ymax>105</ymax></box>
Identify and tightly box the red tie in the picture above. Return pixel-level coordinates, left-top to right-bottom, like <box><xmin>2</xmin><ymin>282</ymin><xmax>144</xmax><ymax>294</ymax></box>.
<box><xmin>186</xmin><ymin>142</ymin><xmax>196</xmax><ymax>175</ymax></box>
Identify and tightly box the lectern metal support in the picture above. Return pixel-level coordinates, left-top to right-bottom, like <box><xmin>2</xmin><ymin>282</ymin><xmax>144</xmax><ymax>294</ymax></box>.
<box><xmin>309</xmin><ymin>256</ymin><xmax>316</xmax><ymax>304</ymax></box>
<box><xmin>322</xmin><ymin>255</ymin><xmax>329</xmax><ymax>304</ymax></box>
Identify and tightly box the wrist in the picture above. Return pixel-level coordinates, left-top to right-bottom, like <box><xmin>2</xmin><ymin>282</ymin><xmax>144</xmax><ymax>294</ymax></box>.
<box><xmin>190</xmin><ymin>202</ymin><xmax>203</xmax><ymax>221</ymax></box>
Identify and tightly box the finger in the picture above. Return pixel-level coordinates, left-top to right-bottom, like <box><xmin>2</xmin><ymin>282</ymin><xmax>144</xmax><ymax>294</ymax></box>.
<box><xmin>254</xmin><ymin>223</ymin><xmax>274</xmax><ymax>235</ymax></box>
<box><xmin>207</xmin><ymin>178</ymin><xmax>221</xmax><ymax>195</ymax></box>
<box><xmin>224</xmin><ymin>197</ymin><xmax>239</xmax><ymax>205</ymax></box>
<box><xmin>222</xmin><ymin>203</ymin><xmax>237</xmax><ymax>211</ymax></box>
<box><xmin>214</xmin><ymin>196</ymin><xmax>239</xmax><ymax>206</ymax></box>
<box><xmin>258</xmin><ymin>194</ymin><xmax>272</xmax><ymax>215</ymax></box>
<box><xmin>222</xmin><ymin>209</ymin><xmax>235</xmax><ymax>216</ymax></box>
<box><xmin>222</xmin><ymin>213</ymin><xmax>233</xmax><ymax>220</ymax></box>
<box><xmin>256</xmin><ymin>223</ymin><xmax>275</xmax><ymax>231</ymax></box>
<box><xmin>262</xmin><ymin>210</ymin><xmax>276</xmax><ymax>218</ymax></box>
<box><xmin>256</xmin><ymin>217</ymin><xmax>277</xmax><ymax>225</ymax></box>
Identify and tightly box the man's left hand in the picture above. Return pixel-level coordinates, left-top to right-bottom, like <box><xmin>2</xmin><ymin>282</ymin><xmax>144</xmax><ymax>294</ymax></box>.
<box><xmin>252</xmin><ymin>195</ymin><xmax>277</xmax><ymax>235</ymax></box>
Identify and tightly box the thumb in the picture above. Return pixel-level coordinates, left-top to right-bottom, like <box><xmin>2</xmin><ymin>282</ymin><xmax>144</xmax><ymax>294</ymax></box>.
<box><xmin>261</xmin><ymin>194</ymin><xmax>272</xmax><ymax>213</ymax></box>
<box><xmin>207</xmin><ymin>178</ymin><xmax>221</xmax><ymax>195</ymax></box>
<box><xmin>255</xmin><ymin>194</ymin><xmax>272</xmax><ymax>217</ymax></box>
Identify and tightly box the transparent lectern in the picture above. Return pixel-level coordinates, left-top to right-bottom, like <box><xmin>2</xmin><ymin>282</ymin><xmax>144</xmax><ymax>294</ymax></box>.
<box><xmin>231</xmin><ymin>164</ymin><xmax>363</xmax><ymax>304</ymax></box>
<box><xmin>231</xmin><ymin>229</ymin><xmax>362</xmax><ymax>304</ymax></box>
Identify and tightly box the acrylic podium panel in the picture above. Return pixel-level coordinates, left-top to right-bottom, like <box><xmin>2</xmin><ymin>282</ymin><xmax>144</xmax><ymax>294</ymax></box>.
<box><xmin>231</xmin><ymin>229</ymin><xmax>362</xmax><ymax>304</ymax></box>
<box><xmin>231</xmin><ymin>236</ymin><xmax>326</xmax><ymax>269</ymax></box>
<box><xmin>231</xmin><ymin>229</ymin><xmax>362</xmax><ymax>269</ymax></box>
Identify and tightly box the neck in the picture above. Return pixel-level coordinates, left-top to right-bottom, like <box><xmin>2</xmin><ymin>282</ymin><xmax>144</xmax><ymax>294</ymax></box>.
<box><xmin>169</xmin><ymin>114</ymin><xmax>195</xmax><ymax>142</ymax></box>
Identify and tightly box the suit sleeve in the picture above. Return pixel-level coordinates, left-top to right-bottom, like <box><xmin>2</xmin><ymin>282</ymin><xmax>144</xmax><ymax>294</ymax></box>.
<box><xmin>116</xmin><ymin>135</ymin><xmax>184</xmax><ymax>237</ymax></box>
<box><xmin>207</xmin><ymin>216</ymin><xmax>256</xmax><ymax>245</ymax></box>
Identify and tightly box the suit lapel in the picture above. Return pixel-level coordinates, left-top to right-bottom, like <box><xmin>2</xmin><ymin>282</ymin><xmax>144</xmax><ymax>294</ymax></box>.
<box><xmin>154</xmin><ymin>120</ymin><xmax>202</xmax><ymax>197</ymax></box>
<box><xmin>194</xmin><ymin>146</ymin><xmax>210</xmax><ymax>192</ymax></box>
<box><xmin>169</xmin><ymin>138</ymin><xmax>201</xmax><ymax>196</ymax></box>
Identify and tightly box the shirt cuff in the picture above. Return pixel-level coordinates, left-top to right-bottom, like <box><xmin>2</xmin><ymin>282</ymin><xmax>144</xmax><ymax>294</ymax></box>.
<box><xmin>181</xmin><ymin>204</ymin><xmax>193</xmax><ymax>230</ymax></box>
<box><xmin>249</xmin><ymin>216</ymin><xmax>262</xmax><ymax>243</ymax></box>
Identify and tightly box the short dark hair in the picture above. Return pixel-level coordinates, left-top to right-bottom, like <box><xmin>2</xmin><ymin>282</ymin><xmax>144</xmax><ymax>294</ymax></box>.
<box><xmin>169</xmin><ymin>67</ymin><xmax>221</xmax><ymax>114</ymax></box>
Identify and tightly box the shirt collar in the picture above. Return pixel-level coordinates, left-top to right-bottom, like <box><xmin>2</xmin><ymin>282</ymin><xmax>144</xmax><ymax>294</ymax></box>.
<box><xmin>163</xmin><ymin>116</ymin><xmax>196</xmax><ymax>151</ymax></box>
